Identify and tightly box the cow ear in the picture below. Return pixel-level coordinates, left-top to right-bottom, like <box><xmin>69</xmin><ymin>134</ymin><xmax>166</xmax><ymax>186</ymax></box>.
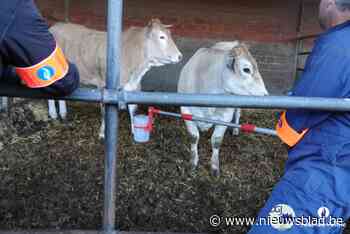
<box><xmin>241</xmin><ymin>42</ymin><xmax>251</xmax><ymax>50</ymax></box>
<box><xmin>146</xmin><ymin>26</ymin><xmax>151</xmax><ymax>37</ymax></box>
<box><xmin>226</xmin><ymin>55</ymin><xmax>235</xmax><ymax>72</ymax></box>
<box><xmin>146</xmin><ymin>18</ymin><xmax>161</xmax><ymax>36</ymax></box>
<box><xmin>147</xmin><ymin>19</ymin><xmax>153</xmax><ymax>28</ymax></box>
<box><xmin>231</xmin><ymin>58</ymin><xmax>236</xmax><ymax>72</ymax></box>
<box><xmin>146</xmin><ymin>20</ymin><xmax>155</xmax><ymax>37</ymax></box>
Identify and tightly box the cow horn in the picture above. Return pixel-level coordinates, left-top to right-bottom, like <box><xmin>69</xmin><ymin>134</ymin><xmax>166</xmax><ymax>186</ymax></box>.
<box><xmin>148</xmin><ymin>18</ymin><xmax>160</xmax><ymax>27</ymax></box>
<box><xmin>164</xmin><ymin>24</ymin><xmax>173</xmax><ymax>28</ymax></box>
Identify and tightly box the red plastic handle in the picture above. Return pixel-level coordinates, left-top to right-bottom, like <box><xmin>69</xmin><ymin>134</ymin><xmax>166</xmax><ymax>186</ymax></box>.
<box><xmin>181</xmin><ymin>113</ymin><xmax>193</xmax><ymax>121</ymax></box>
<box><xmin>240</xmin><ymin>124</ymin><xmax>256</xmax><ymax>133</ymax></box>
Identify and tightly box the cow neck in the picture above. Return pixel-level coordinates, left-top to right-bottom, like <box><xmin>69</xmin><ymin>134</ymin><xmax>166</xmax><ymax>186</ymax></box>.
<box><xmin>124</xmin><ymin>32</ymin><xmax>151</xmax><ymax>91</ymax></box>
<box><xmin>219</xmin><ymin>52</ymin><xmax>229</xmax><ymax>94</ymax></box>
<box><xmin>124</xmin><ymin>60</ymin><xmax>151</xmax><ymax>91</ymax></box>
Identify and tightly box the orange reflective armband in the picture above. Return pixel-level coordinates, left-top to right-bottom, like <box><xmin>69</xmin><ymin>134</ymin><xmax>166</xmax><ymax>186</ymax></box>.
<box><xmin>15</xmin><ymin>45</ymin><xmax>69</xmax><ymax>88</ymax></box>
<box><xmin>276</xmin><ymin>112</ymin><xmax>308</xmax><ymax>147</ymax></box>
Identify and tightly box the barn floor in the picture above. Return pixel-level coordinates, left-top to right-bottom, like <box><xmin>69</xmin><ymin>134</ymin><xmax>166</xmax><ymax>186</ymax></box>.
<box><xmin>0</xmin><ymin>101</ymin><xmax>348</xmax><ymax>233</ymax></box>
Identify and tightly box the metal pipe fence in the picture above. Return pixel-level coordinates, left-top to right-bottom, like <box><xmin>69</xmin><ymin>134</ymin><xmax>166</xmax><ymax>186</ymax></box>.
<box><xmin>2</xmin><ymin>86</ymin><xmax>350</xmax><ymax>111</ymax></box>
<box><xmin>102</xmin><ymin>0</ymin><xmax>123</xmax><ymax>232</ymax></box>
<box><xmin>149</xmin><ymin>107</ymin><xmax>277</xmax><ymax>136</ymax></box>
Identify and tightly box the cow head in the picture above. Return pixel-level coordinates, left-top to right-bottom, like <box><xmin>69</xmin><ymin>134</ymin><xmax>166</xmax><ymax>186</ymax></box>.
<box><xmin>145</xmin><ymin>19</ymin><xmax>183</xmax><ymax>66</ymax></box>
<box><xmin>223</xmin><ymin>42</ymin><xmax>268</xmax><ymax>96</ymax></box>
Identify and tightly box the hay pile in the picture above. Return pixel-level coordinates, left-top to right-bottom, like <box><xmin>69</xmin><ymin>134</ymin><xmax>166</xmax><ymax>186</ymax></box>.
<box><xmin>0</xmin><ymin>101</ymin><xmax>346</xmax><ymax>233</ymax></box>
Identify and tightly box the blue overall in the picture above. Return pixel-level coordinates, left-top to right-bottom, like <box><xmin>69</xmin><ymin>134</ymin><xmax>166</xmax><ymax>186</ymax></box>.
<box><xmin>248</xmin><ymin>20</ymin><xmax>350</xmax><ymax>234</ymax></box>
<box><xmin>0</xmin><ymin>0</ymin><xmax>79</xmax><ymax>96</ymax></box>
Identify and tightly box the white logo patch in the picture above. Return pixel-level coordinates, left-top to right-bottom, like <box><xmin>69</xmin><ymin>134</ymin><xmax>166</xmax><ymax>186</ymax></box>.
<box><xmin>317</xmin><ymin>207</ymin><xmax>330</xmax><ymax>218</ymax></box>
<box><xmin>269</xmin><ymin>204</ymin><xmax>295</xmax><ymax>231</ymax></box>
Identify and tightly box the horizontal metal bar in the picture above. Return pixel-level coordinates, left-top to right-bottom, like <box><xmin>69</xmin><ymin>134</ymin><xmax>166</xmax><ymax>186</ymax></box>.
<box><xmin>282</xmin><ymin>34</ymin><xmax>319</xmax><ymax>42</ymax></box>
<box><xmin>155</xmin><ymin>109</ymin><xmax>277</xmax><ymax>136</ymax></box>
<box><xmin>254</xmin><ymin>126</ymin><xmax>277</xmax><ymax>136</ymax></box>
<box><xmin>0</xmin><ymin>84</ymin><xmax>120</xmax><ymax>104</ymax></box>
<box><xmin>297</xmin><ymin>51</ymin><xmax>311</xmax><ymax>55</ymax></box>
<box><xmin>3</xmin><ymin>85</ymin><xmax>350</xmax><ymax>111</ymax></box>
<box><xmin>124</xmin><ymin>92</ymin><xmax>350</xmax><ymax>111</ymax></box>
<box><xmin>295</xmin><ymin>33</ymin><xmax>319</xmax><ymax>40</ymax></box>
<box><xmin>297</xmin><ymin>68</ymin><xmax>305</xmax><ymax>71</ymax></box>
<box><xmin>0</xmin><ymin>83</ymin><xmax>102</xmax><ymax>102</ymax></box>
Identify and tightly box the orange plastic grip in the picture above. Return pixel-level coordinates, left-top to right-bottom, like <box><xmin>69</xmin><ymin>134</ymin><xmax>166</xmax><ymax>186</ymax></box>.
<box><xmin>15</xmin><ymin>45</ymin><xmax>69</xmax><ymax>88</ymax></box>
<box><xmin>276</xmin><ymin>112</ymin><xmax>308</xmax><ymax>147</ymax></box>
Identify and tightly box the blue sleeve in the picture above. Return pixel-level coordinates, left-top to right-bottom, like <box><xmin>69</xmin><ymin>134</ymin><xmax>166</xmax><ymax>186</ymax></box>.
<box><xmin>0</xmin><ymin>63</ymin><xmax>79</xmax><ymax>96</ymax></box>
<box><xmin>286</xmin><ymin>42</ymin><xmax>350</xmax><ymax>132</ymax></box>
<box><xmin>0</xmin><ymin>66</ymin><xmax>21</xmax><ymax>85</ymax></box>
<box><xmin>42</xmin><ymin>62</ymin><xmax>80</xmax><ymax>96</ymax></box>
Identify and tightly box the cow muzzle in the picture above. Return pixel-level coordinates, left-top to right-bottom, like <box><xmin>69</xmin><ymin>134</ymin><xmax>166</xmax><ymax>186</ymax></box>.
<box><xmin>168</xmin><ymin>53</ymin><xmax>183</xmax><ymax>63</ymax></box>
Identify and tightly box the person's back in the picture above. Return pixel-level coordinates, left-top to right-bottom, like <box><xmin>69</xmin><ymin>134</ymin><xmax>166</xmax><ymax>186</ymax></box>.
<box><xmin>288</xmin><ymin>20</ymin><xmax>350</xmax><ymax>148</ymax></box>
<box><xmin>248</xmin><ymin>1</ymin><xmax>350</xmax><ymax>233</ymax></box>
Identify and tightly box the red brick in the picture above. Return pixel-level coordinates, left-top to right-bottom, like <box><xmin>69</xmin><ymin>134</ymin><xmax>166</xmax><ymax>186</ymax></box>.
<box><xmin>36</xmin><ymin>0</ymin><xmax>322</xmax><ymax>43</ymax></box>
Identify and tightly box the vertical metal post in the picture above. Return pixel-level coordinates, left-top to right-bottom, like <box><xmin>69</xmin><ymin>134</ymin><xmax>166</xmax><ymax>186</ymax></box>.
<box><xmin>103</xmin><ymin>0</ymin><xmax>123</xmax><ymax>233</ymax></box>
<box><xmin>293</xmin><ymin>0</ymin><xmax>304</xmax><ymax>83</ymax></box>
<box><xmin>64</xmin><ymin>0</ymin><xmax>70</xmax><ymax>23</ymax></box>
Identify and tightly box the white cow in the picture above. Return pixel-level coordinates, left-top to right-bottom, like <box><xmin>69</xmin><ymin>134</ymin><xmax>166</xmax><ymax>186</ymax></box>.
<box><xmin>178</xmin><ymin>41</ymin><xmax>268</xmax><ymax>176</ymax></box>
<box><xmin>48</xmin><ymin>19</ymin><xmax>182</xmax><ymax>138</ymax></box>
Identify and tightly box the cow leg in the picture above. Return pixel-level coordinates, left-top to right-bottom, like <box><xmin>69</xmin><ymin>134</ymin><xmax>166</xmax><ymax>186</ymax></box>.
<box><xmin>0</xmin><ymin>97</ymin><xmax>8</xmax><ymax>112</ymax></box>
<box><xmin>185</xmin><ymin>120</ymin><xmax>200</xmax><ymax>170</ymax></box>
<box><xmin>58</xmin><ymin>100</ymin><xmax>67</xmax><ymax>120</ymax></box>
<box><xmin>128</xmin><ymin>104</ymin><xmax>138</xmax><ymax>135</ymax></box>
<box><xmin>211</xmin><ymin>110</ymin><xmax>233</xmax><ymax>176</ymax></box>
<box><xmin>99</xmin><ymin>103</ymin><xmax>105</xmax><ymax>139</ymax></box>
<box><xmin>231</xmin><ymin>108</ymin><xmax>241</xmax><ymax>136</ymax></box>
<box><xmin>48</xmin><ymin>99</ymin><xmax>58</xmax><ymax>119</ymax></box>
<box><xmin>211</xmin><ymin>125</ymin><xmax>227</xmax><ymax>177</ymax></box>
<box><xmin>100</xmin><ymin>103</ymin><xmax>130</xmax><ymax>139</ymax></box>
<box><xmin>181</xmin><ymin>107</ymin><xmax>200</xmax><ymax>169</ymax></box>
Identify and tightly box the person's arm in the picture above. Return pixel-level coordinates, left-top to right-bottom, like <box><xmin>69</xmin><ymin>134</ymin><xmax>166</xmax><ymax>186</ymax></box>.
<box><xmin>0</xmin><ymin>55</ymin><xmax>2</xmax><ymax>79</ymax></box>
<box><xmin>41</xmin><ymin>62</ymin><xmax>80</xmax><ymax>96</ymax></box>
<box><xmin>0</xmin><ymin>0</ymin><xmax>79</xmax><ymax>96</ymax></box>
<box><xmin>0</xmin><ymin>66</ymin><xmax>22</xmax><ymax>85</ymax></box>
<box><xmin>285</xmin><ymin>42</ymin><xmax>350</xmax><ymax>132</ymax></box>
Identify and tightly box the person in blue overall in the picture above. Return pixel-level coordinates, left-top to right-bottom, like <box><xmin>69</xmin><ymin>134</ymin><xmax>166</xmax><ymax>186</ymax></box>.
<box><xmin>247</xmin><ymin>0</ymin><xmax>350</xmax><ymax>233</ymax></box>
<box><xmin>0</xmin><ymin>0</ymin><xmax>79</xmax><ymax>96</ymax></box>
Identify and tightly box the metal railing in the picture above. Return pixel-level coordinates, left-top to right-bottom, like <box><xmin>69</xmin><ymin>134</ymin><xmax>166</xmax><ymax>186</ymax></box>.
<box><xmin>293</xmin><ymin>0</ymin><xmax>319</xmax><ymax>78</ymax></box>
<box><xmin>3</xmin><ymin>85</ymin><xmax>350</xmax><ymax>111</ymax></box>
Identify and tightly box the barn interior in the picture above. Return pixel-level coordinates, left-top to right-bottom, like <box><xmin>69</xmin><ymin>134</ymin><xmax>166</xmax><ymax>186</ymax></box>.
<box><xmin>1</xmin><ymin>1</ymin><xmax>343</xmax><ymax>234</ymax></box>
<box><xmin>36</xmin><ymin>0</ymin><xmax>322</xmax><ymax>94</ymax></box>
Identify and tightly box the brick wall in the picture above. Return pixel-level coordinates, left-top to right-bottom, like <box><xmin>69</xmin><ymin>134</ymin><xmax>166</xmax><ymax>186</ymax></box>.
<box><xmin>34</xmin><ymin>0</ymin><xmax>322</xmax><ymax>94</ymax></box>
<box><xmin>302</xmin><ymin>0</ymin><xmax>322</xmax><ymax>35</ymax></box>
<box><xmin>36</xmin><ymin>0</ymin><xmax>318</xmax><ymax>42</ymax></box>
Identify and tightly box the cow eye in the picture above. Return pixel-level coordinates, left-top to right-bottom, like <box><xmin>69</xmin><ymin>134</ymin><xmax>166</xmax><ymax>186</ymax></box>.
<box><xmin>160</xmin><ymin>35</ymin><xmax>166</xmax><ymax>39</ymax></box>
<box><xmin>243</xmin><ymin>68</ymin><xmax>251</xmax><ymax>74</ymax></box>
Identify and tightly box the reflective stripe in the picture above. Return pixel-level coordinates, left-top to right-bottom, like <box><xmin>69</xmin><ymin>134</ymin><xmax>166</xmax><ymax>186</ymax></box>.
<box><xmin>15</xmin><ymin>44</ymin><xmax>69</xmax><ymax>88</ymax></box>
<box><xmin>276</xmin><ymin>111</ymin><xmax>308</xmax><ymax>147</ymax></box>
